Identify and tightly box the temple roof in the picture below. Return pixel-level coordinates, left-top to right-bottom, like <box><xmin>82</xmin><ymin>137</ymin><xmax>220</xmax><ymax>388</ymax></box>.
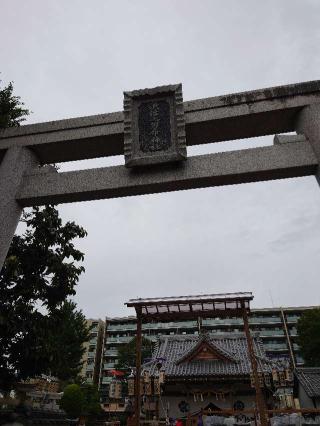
<box><xmin>175</xmin><ymin>333</ymin><xmax>239</xmax><ymax>364</ymax></box>
<box><xmin>295</xmin><ymin>368</ymin><xmax>320</xmax><ymax>398</ymax></box>
<box><xmin>144</xmin><ymin>333</ymin><xmax>272</xmax><ymax>379</ymax></box>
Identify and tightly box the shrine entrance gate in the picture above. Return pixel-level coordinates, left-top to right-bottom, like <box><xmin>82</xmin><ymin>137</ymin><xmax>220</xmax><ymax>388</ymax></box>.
<box><xmin>1</xmin><ymin>80</ymin><xmax>320</xmax><ymax>426</ymax></box>
<box><xmin>1</xmin><ymin>80</ymin><xmax>320</xmax><ymax>270</ymax></box>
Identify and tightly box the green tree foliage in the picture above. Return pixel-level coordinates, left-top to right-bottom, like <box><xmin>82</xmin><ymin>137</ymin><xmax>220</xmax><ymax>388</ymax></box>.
<box><xmin>0</xmin><ymin>81</ymin><xmax>30</xmax><ymax>128</ymax></box>
<box><xmin>116</xmin><ymin>336</ymin><xmax>153</xmax><ymax>371</ymax></box>
<box><xmin>297</xmin><ymin>308</ymin><xmax>320</xmax><ymax>366</ymax></box>
<box><xmin>0</xmin><ymin>206</ymin><xmax>88</xmax><ymax>389</ymax></box>
<box><xmin>60</xmin><ymin>384</ymin><xmax>101</xmax><ymax>422</ymax></box>
<box><xmin>81</xmin><ymin>384</ymin><xmax>102</xmax><ymax>418</ymax></box>
<box><xmin>42</xmin><ymin>301</ymin><xmax>91</xmax><ymax>380</ymax></box>
<box><xmin>60</xmin><ymin>384</ymin><xmax>86</xmax><ymax>418</ymax></box>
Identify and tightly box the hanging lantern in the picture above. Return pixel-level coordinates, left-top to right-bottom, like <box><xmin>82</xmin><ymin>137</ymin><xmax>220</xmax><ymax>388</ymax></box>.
<box><xmin>285</xmin><ymin>368</ymin><xmax>293</xmax><ymax>382</ymax></box>
<box><xmin>294</xmin><ymin>398</ymin><xmax>300</xmax><ymax>410</ymax></box>
<box><xmin>115</xmin><ymin>381</ymin><xmax>122</xmax><ymax>399</ymax></box>
<box><xmin>258</xmin><ymin>372</ymin><xmax>264</xmax><ymax>387</ymax></box>
<box><xmin>279</xmin><ymin>371</ymin><xmax>286</xmax><ymax>386</ymax></box>
<box><xmin>279</xmin><ymin>393</ymin><xmax>285</xmax><ymax>409</ymax></box>
<box><xmin>109</xmin><ymin>380</ymin><xmax>116</xmax><ymax>398</ymax></box>
<box><xmin>145</xmin><ymin>382</ymin><xmax>152</xmax><ymax>396</ymax></box>
<box><xmin>159</xmin><ymin>370</ymin><xmax>165</xmax><ymax>384</ymax></box>
<box><xmin>250</xmin><ymin>373</ymin><xmax>255</xmax><ymax>388</ymax></box>
<box><xmin>154</xmin><ymin>378</ymin><xmax>160</xmax><ymax>395</ymax></box>
<box><xmin>264</xmin><ymin>373</ymin><xmax>271</xmax><ymax>387</ymax></box>
<box><xmin>128</xmin><ymin>377</ymin><xmax>135</xmax><ymax>396</ymax></box>
<box><xmin>144</xmin><ymin>370</ymin><xmax>150</xmax><ymax>383</ymax></box>
<box><xmin>285</xmin><ymin>394</ymin><xmax>293</xmax><ymax>408</ymax></box>
<box><xmin>272</xmin><ymin>368</ymin><xmax>279</xmax><ymax>383</ymax></box>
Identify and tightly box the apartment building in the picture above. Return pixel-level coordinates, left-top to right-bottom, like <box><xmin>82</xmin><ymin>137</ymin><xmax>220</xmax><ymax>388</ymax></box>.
<box><xmin>98</xmin><ymin>305</ymin><xmax>318</xmax><ymax>405</ymax></box>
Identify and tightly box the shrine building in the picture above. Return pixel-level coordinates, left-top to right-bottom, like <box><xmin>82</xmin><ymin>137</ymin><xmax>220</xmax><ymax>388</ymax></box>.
<box><xmin>138</xmin><ymin>332</ymin><xmax>293</xmax><ymax>420</ymax></box>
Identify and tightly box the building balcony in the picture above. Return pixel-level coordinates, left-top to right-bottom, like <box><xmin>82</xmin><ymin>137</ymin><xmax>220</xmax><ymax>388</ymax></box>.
<box><xmin>202</xmin><ymin>318</ymin><xmax>243</xmax><ymax>326</ymax></box>
<box><xmin>107</xmin><ymin>324</ymin><xmax>136</xmax><ymax>332</ymax></box>
<box><xmin>104</xmin><ymin>350</ymin><xmax>118</xmax><ymax>357</ymax></box>
<box><xmin>286</xmin><ymin>315</ymin><xmax>301</xmax><ymax>322</ymax></box>
<box><xmin>259</xmin><ymin>330</ymin><xmax>285</xmax><ymax>337</ymax></box>
<box><xmin>86</xmin><ymin>364</ymin><xmax>94</xmax><ymax>371</ymax></box>
<box><xmin>264</xmin><ymin>343</ymin><xmax>288</xmax><ymax>350</ymax></box>
<box><xmin>106</xmin><ymin>336</ymin><xmax>133</xmax><ymax>344</ymax></box>
<box><xmin>104</xmin><ymin>363</ymin><xmax>116</xmax><ymax>369</ymax></box>
<box><xmin>249</xmin><ymin>317</ymin><xmax>282</xmax><ymax>324</ymax></box>
<box><xmin>101</xmin><ymin>377</ymin><xmax>112</xmax><ymax>384</ymax></box>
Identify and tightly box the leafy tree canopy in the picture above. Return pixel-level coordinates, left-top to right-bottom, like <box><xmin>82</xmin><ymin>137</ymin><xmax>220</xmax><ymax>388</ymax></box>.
<box><xmin>116</xmin><ymin>336</ymin><xmax>153</xmax><ymax>372</ymax></box>
<box><xmin>297</xmin><ymin>308</ymin><xmax>320</xmax><ymax>366</ymax></box>
<box><xmin>60</xmin><ymin>384</ymin><xmax>86</xmax><ymax>418</ymax></box>
<box><xmin>41</xmin><ymin>300</ymin><xmax>91</xmax><ymax>380</ymax></box>
<box><xmin>0</xmin><ymin>80</ymin><xmax>30</xmax><ymax>128</ymax></box>
<box><xmin>60</xmin><ymin>383</ymin><xmax>101</xmax><ymax>421</ymax></box>
<box><xmin>0</xmin><ymin>206</ymin><xmax>88</xmax><ymax>389</ymax></box>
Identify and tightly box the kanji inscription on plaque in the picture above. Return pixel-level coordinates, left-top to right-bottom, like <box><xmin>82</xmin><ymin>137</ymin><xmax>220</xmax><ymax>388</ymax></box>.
<box><xmin>123</xmin><ymin>84</ymin><xmax>187</xmax><ymax>167</ymax></box>
<box><xmin>139</xmin><ymin>100</ymin><xmax>171</xmax><ymax>153</ymax></box>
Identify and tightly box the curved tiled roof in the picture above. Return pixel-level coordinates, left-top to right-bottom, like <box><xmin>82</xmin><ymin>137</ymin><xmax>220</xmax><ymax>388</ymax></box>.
<box><xmin>295</xmin><ymin>368</ymin><xmax>320</xmax><ymax>398</ymax></box>
<box><xmin>145</xmin><ymin>333</ymin><xmax>272</xmax><ymax>379</ymax></box>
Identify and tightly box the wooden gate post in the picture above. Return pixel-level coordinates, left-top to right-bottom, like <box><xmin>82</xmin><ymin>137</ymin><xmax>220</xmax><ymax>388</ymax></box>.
<box><xmin>135</xmin><ymin>308</ymin><xmax>142</xmax><ymax>426</ymax></box>
<box><xmin>242</xmin><ymin>303</ymin><xmax>268</xmax><ymax>426</ymax></box>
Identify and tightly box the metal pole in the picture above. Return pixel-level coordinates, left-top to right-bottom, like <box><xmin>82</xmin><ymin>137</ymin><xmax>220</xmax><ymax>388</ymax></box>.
<box><xmin>0</xmin><ymin>146</ymin><xmax>38</xmax><ymax>272</ymax></box>
<box><xmin>135</xmin><ymin>309</ymin><xmax>142</xmax><ymax>426</ymax></box>
<box><xmin>242</xmin><ymin>304</ymin><xmax>268</xmax><ymax>426</ymax></box>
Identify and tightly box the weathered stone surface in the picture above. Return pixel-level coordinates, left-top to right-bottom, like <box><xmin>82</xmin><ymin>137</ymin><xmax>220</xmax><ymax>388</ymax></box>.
<box><xmin>296</xmin><ymin>104</ymin><xmax>320</xmax><ymax>184</ymax></box>
<box><xmin>123</xmin><ymin>84</ymin><xmax>187</xmax><ymax>167</ymax></box>
<box><xmin>16</xmin><ymin>140</ymin><xmax>317</xmax><ymax>206</ymax></box>
<box><xmin>273</xmin><ymin>134</ymin><xmax>307</xmax><ymax>145</ymax></box>
<box><xmin>1</xmin><ymin>80</ymin><xmax>320</xmax><ymax>164</ymax></box>
<box><xmin>0</xmin><ymin>147</ymin><xmax>39</xmax><ymax>268</ymax></box>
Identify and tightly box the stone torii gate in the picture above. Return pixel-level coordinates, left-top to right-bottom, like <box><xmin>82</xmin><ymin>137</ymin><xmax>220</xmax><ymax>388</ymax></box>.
<box><xmin>1</xmin><ymin>80</ymin><xmax>320</xmax><ymax>272</ymax></box>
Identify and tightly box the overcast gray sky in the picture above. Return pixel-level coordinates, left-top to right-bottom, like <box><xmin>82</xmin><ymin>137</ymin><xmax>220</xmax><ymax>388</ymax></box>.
<box><xmin>2</xmin><ymin>0</ymin><xmax>320</xmax><ymax>318</ymax></box>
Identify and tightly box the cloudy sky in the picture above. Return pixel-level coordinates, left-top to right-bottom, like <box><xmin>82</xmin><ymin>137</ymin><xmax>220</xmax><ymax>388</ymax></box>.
<box><xmin>2</xmin><ymin>0</ymin><xmax>320</xmax><ymax>318</ymax></box>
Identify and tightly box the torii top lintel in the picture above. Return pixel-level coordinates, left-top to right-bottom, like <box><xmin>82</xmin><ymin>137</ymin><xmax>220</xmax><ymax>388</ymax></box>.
<box><xmin>1</xmin><ymin>80</ymin><xmax>320</xmax><ymax>165</ymax></box>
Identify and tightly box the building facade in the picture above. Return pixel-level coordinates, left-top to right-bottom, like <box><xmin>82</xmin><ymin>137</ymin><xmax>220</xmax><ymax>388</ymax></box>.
<box><xmin>80</xmin><ymin>318</ymin><xmax>105</xmax><ymax>385</ymax></box>
<box><xmin>98</xmin><ymin>306</ymin><xmax>318</xmax><ymax>406</ymax></box>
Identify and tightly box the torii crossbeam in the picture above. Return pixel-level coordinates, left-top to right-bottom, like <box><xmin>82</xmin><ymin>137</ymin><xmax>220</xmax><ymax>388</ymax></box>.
<box><xmin>1</xmin><ymin>80</ymin><xmax>320</xmax><ymax>270</ymax></box>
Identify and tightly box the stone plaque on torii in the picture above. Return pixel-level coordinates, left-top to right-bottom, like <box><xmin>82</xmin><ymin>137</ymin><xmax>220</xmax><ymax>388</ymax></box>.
<box><xmin>1</xmin><ymin>80</ymin><xmax>320</xmax><ymax>425</ymax></box>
